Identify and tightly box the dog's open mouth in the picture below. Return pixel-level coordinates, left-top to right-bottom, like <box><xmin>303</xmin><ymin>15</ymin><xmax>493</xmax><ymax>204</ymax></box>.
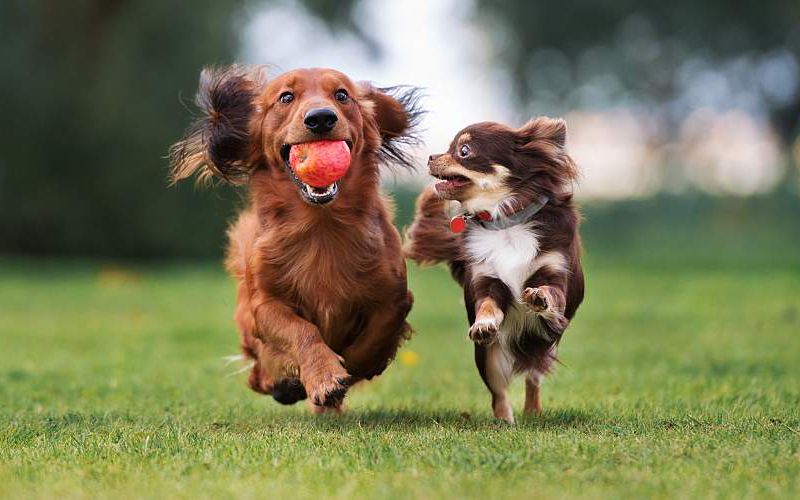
<box><xmin>280</xmin><ymin>141</ymin><xmax>352</xmax><ymax>205</ymax></box>
<box><xmin>433</xmin><ymin>173</ymin><xmax>472</xmax><ymax>195</ymax></box>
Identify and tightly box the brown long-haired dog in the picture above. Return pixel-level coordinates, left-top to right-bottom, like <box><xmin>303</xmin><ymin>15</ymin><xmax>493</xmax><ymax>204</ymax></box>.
<box><xmin>405</xmin><ymin>118</ymin><xmax>584</xmax><ymax>423</ymax></box>
<box><xmin>170</xmin><ymin>66</ymin><xmax>421</xmax><ymax>412</ymax></box>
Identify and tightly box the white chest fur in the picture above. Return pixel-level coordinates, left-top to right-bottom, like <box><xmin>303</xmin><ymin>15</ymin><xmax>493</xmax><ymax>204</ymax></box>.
<box><xmin>465</xmin><ymin>223</ymin><xmax>540</xmax><ymax>297</ymax></box>
<box><xmin>466</xmin><ymin>223</ymin><xmax>569</xmax><ymax>346</ymax></box>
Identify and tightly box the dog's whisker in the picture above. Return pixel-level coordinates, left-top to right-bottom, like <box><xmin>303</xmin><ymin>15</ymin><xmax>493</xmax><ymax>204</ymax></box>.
<box><xmin>226</xmin><ymin>360</ymin><xmax>255</xmax><ymax>377</ymax></box>
<box><xmin>222</xmin><ymin>354</ymin><xmax>246</xmax><ymax>365</ymax></box>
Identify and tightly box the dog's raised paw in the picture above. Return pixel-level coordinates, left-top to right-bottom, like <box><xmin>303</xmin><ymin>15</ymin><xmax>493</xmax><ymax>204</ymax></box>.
<box><xmin>523</xmin><ymin>287</ymin><xmax>549</xmax><ymax>312</ymax></box>
<box><xmin>468</xmin><ymin>318</ymin><xmax>499</xmax><ymax>345</ymax></box>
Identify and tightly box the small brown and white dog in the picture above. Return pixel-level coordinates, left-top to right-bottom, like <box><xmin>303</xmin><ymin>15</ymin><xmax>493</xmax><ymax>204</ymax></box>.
<box><xmin>170</xmin><ymin>66</ymin><xmax>421</xmax><ymax>413</ymax></box>
<box><xmin>405</xmin><ymin>117</ymin><xmax>584</xmax><ymax>423</ymax></box>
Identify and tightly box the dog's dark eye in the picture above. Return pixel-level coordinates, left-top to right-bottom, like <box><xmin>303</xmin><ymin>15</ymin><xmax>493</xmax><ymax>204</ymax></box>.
<box><xmin>335</xmin><ymin>89</ymin><xmax>349</xmax><ymax>102</ymax></box>
<box><xmin>279</xmin><ymin>92</ymin><xmax>294</xmax><ymax>104</ymax></box>
<box><xmin>459</xmin><ymin>144</ymin><xmax>471</xmax><ymax>158</ymax></box>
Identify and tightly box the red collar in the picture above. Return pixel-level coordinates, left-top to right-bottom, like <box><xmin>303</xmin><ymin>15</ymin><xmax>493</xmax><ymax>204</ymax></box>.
<box><xmin>449</xmin><ymin>195</ymin><xmax>549</xmax><ymax>233</ymax></box>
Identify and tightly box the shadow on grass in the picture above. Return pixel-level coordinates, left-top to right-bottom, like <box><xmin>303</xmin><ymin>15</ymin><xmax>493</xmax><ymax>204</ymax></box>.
<box><xmin>4</xmin><ymin>407</ymin><xmax>608</xmax><ymax>442</ymax></box>
<box><xmin>244</xmin><ymin>406</ymin><xmax>606</xmax><ymax>433</ymax></box>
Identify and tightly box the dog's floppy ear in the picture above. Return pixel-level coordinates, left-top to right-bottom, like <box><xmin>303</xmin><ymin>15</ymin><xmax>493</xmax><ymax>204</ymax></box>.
<box><xmin>358</xmin><ymin>83</ymin><xmax>424</xmax><ymax>169</ymax></box>
<box><xmin>515</xmin><ymin>116</ymin><xmax>578</xmax><ymax>185</ymax></box>
<box><xmin>169</xmin><ymin>65</ymin><xmax>267</xmax><ymax>185</ymax></box>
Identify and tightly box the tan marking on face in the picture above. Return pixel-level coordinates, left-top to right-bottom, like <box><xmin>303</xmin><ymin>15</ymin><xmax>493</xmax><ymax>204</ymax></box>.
<box><xmin>459</xmin><ymin>132</ymin><xmax>471</xmax><ymax>144</ymax></box>
<box><xmin>459</xmin><ymin>165</ymin><xmax>513</xmax><ymax>213</ymax></box>
<box><xmin>430</xmin><ymin>157</ymin><xmax>510</xmax><ymax>185</ymax></box>
<box><xmin>429</xmin><ymin>155</ymin><xmax>514</xmax><ymax>212</ymax></box>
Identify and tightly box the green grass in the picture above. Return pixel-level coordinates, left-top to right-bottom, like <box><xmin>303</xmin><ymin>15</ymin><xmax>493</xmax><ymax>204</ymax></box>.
<box><xmin>1</xmin><ymin>253</ymin><xmax>799</xmax><ymax>499</ymax></box>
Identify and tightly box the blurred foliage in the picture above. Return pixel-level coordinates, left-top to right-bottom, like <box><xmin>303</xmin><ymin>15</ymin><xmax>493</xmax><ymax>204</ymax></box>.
<box><xmin>0</xmin><ymin>0</ymin><xmax>344</xmax><ymax>258</ymax></box>
<box><xmin>471</xmin><ymin>1</ymin><xmax>800</xmax><ymax>144</ymax></box>
<box><xmin>0</xmin><ymin>0</ymin><xmax>252</xmax><ymax>257</ymax></box>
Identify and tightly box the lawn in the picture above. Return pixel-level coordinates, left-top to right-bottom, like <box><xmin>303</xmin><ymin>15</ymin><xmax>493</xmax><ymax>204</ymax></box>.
<box><xmin>1</xmin><ymin>251</ymin><xmax>798</xmax><ymax>499</ymax></box>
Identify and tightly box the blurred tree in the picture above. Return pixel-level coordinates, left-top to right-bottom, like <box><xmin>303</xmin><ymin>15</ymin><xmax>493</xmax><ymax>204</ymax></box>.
<box><xmin>0</xmin><ymin>0</ymin><xmax>350</xmax><ymax>258</ymax></box>
<box><xmin>0</xmin><ymin>0</ymin><xmax>251</xmax><ymax>257</ymax></box>
<box><xmin>469</xmin><ymin>0</ymin><xmax>800</xmax><ymax>188</ymax></box>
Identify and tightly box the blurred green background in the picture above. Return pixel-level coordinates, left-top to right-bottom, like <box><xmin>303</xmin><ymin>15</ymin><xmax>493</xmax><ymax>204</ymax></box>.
<box><xmin>1</xmin><ymin>0</ymin><xmax>799</xmax><ymax>259</ymax></box>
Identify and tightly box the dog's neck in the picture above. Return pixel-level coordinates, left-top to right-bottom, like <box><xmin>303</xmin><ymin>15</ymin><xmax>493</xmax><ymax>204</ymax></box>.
<box><xmin>450</xmin><ymin>193</ymin><xmax>549</xmax><ymax>233</ymax></box>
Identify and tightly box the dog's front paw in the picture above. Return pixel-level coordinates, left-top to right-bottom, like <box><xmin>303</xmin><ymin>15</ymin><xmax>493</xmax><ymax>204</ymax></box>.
<box><xmin>302</xmin><ymin>354</ymin><xmax>351</xmax><ymax>409</ymax></box>
<box><xmin>523</xmin><ymin>286</ymin><xmax>549</xmax><ymax>312</ymax></box>
<box><xmin>523</xmin><ymin>286</ymin><xmax>568</xmax><ymax>337</ymax></box>
<box><xmin>309</xmin><ymin>373</ymin><xmax>350</xmax><ymax>408</ymax></box>
<box><xmin>468</xmin><ymin>317</ymin><xmax>499</xmax><ymax>345</ymax></box>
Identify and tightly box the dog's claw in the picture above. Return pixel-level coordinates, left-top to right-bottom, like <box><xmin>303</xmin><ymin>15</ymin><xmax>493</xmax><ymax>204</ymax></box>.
<box><xmin>311</xmin><ymin>382</ymin><xmax>347</xmax><ymax>407</ymax></box>
<box><xmin>322</xmin><ymin>386</ymin><xmax>347</xmax><ymax>407</ymax></box>
<box><xmin>306</xmin><ymin>365</ymin><xmax>350</xmax><ymax>409</ymax></box>
<box><xmin>523</xmin><ymin>287</ymin><xmax>548</xmax><ymax>312</ymax></box>
<box><xmin>468</xmin><ymin>319</ymin><xmax>499</xmax><ymax>345</ymax></box>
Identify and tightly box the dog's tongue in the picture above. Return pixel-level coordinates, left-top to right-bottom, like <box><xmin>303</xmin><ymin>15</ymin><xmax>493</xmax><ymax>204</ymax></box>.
<box><xmin>288</xmin><ymin>140</ymin><xmax>351</xmax><ymax>188</ymax></box>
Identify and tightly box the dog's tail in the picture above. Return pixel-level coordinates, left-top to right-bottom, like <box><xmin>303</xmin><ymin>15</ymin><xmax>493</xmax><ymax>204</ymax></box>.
<box><xmin>404</xmin><ymin>186</ymin><xmax>465</xmax><ymax>280</ymax></box>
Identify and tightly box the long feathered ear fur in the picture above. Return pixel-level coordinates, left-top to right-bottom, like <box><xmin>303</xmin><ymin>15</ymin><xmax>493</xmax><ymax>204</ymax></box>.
<box><xmin>515</xmin><ymin>116</ymin><xmax>578</xmax><ymax>190</ymax></box>
<box><xmin>169</xmin><ymin>65</ymin><xmax>267</xmax><ymax>185</ymax></box>
<box><xmin>358</xmin><ymin>83</ymin><xmax>425</xmax><ymax>170</ymax></box>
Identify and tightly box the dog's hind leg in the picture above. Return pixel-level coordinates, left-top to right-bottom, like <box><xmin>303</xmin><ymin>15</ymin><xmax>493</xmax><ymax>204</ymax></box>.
<box><xmin>523</xmin><ymin>371</ymin><xmax>543</xmax><ymax>416</ymax></box>
<box><xmin>251</xmin><ymin>342</ymin><xmax>306</xmax><ymax>404</ymax></box>
<box><xmin>229</xmin><ymin>210</ymin><xmax>298</xmax><ymax>399</ymax></box>
<box><xmin>340</xmin><ymin>289</ymin><xmax>413</xmax><ymax>381</ymax></box>
<box><xmin>234</xmin><ymin>278</ymin><xmax>305</xmax><ymax>404</ymax></box>
<box><xmin>475</xmin><ymin>344</ymin><xmax>515</xmax><ymax>424</ymax></box>
<box><xmin>233</xmin><ymin>277</ymin><xmax>278</xmax><ymax>395</ymax></box>
<box><xmin>241</xmin><ymin>319</ymin><xmax>305</xmax><ymax>403</ymax></box>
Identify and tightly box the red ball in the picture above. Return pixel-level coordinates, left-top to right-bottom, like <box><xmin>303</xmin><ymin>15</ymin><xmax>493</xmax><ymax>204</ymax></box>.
<box><xmin>289</xmin><ymin>140</ymin><xmax>351</xmax><ymax>187</ymax></box>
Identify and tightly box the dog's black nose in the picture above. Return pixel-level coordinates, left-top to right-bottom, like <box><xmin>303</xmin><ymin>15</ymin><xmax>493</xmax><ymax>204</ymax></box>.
<box><xmin>304</xmin><ymin>108</ymin><xmax>338</xmax><ymax>134</ymax></box>
<box><xmin>428</xmin><ymin>154</ymin><xmax>442</xmax><ymax>163</ymax></box>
